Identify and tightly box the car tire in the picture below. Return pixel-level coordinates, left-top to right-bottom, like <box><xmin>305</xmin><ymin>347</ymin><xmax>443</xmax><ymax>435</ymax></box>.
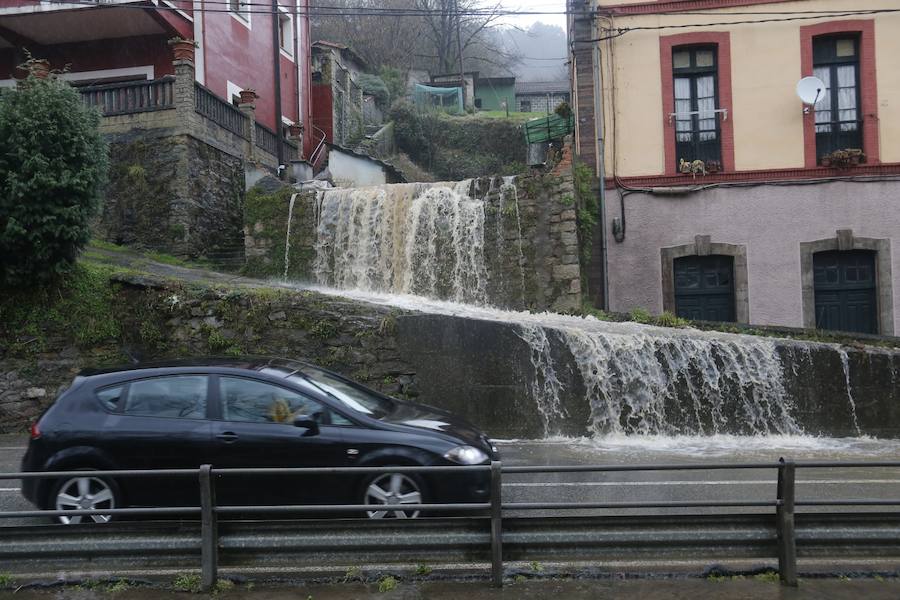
<box><xmin>49</xmin><ymin>471</ymin><xmax>122</xmax><ymax>525</ymax></box>
<box><xmin>360</xmin><ymin>469</ymin><xmax>428</xmax><ymax>519</ymax></box>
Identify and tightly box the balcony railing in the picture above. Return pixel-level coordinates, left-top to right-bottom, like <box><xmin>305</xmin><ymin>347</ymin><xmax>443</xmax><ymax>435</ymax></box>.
<box><xmin>78</xmin><ymin>76</ymin><xmax>175</xmax><ymax>116</ymax></box>
<box><xmin>194</xmin><ymin>83</ymin><xmax>249</xmax><ymax>140</ymax></box>
<box><xmin>254</xmin><ymin>121</ymin><xmax>279</xmax><ymax>156</ymax></box>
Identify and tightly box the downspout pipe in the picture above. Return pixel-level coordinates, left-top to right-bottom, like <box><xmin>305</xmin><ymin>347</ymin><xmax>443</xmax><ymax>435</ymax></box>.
<box><xmin>272</xmin><ymin>0</ymin><xmax>285</xmax><ymax>171</ymax></box>
<box><xmin>590</xmin><ymin>0</ymin><xmax>610</xmax><ymax>310</ymax></box>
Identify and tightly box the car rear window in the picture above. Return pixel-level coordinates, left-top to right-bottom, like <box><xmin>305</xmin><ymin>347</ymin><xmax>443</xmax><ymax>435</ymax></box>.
<box><xmin>124</xmin><ymin>376</ymin><xmax>207</xmax><ymax>419</ymax></box>
<box><xmin>96</xmin><ymin>386</ymin><xmax>125</xmax><ymax>411</ymax></box>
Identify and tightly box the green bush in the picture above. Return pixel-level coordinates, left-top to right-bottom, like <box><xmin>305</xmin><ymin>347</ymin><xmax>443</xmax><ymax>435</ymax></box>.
<box><xmin>358</xmin><ymin>73</ymin><xmax>390</xmax><ymax>108</ymax></box>
<box><xmin>0</xmin><ymin>70</ymin><xmax>109</xmax><ymax>287</ymax></box>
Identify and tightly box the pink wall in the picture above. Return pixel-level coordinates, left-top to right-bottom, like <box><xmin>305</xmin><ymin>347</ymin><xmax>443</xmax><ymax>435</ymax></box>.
<box><xmin>200</xmin><ymin>0</ymin><xmax>305</xmax><ymax>134</ymax></box>
<box><xmin>604</xmin><ymin>180</ymin><xmax>900</xmax><ymax>329</ymax></box>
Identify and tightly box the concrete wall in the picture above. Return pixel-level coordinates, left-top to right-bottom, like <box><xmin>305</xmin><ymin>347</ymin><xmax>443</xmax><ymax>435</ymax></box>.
<box><xmin>328</xmin><ymin>150</ymin><xmax>389</xmax><ymax>187</ymax></box>
<box><xmin>595</xmin><ymin>0</ymin><xmax>900</xmax><ymax>177</ymax></box>
<box><xmin>605</xmin><ymin>178</ymin><xmax>900</xmax><ymax>332</ymax></box>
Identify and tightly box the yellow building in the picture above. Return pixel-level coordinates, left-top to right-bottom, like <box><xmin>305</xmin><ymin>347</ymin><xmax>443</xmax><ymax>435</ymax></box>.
<box><xmin>570</xmin><ymin>0</ymin><xmax>900</xmax><ymax>335</ymax></box>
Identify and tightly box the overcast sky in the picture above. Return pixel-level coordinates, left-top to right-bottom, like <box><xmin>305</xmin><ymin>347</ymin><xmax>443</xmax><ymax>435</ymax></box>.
<box><xmin>499</xmin><ymin>0</ymin><xmax>567</xmax><ymax>31</ymax></box>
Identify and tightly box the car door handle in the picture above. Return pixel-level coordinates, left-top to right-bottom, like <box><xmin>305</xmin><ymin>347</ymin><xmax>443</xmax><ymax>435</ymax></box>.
<box><xmin>216</xmin><ymin>431</ymin><xmax>239</xmax><ymax>443</ymax></box>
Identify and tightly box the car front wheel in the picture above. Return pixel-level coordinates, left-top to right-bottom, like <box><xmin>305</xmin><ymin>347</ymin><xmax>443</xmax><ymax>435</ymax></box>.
<box><xmin>52</xmin><ymin>474</ymin><xmax>120</xmax><ymax>525</ymax></box>
<box><xmin>362</xmin><ymin>472</ymin><xmax>425</xmax><ymax>519</ymax></box>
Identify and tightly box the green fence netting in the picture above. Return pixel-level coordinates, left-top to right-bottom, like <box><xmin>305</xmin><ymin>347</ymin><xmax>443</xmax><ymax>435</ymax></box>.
<box><xmin>413</xmin><ymin>84</ymin><xmax>464</xmax><ymax>114</ymax></box>
<box><xmin>524</xmin><ymin>113</ymin><xmax>575</xmax><ymax>144</ymax></box>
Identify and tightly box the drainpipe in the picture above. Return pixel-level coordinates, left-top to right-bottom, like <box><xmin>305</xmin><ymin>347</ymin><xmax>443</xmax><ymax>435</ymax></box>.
<box><xmin>590</xmin><ymin>0</ymin><xmax>610</xmax><ymax>310</ymax></box>
<box><xmin>272</xmin><ymin>0</ymin><xmax>285</xmax><ymax>171</ymax></box>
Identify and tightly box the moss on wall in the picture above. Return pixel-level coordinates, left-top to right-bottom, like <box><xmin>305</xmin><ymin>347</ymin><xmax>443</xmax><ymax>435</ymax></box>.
<box><xmin>243</xmin><ymin>186</ymin><xmax>317</xmax><ymax>280</ymax></box>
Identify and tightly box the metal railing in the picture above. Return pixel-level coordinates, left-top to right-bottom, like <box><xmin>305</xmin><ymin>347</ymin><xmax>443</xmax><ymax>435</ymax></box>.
<box><xmin>309</xmin><ymin>124</ymin><xmax>329</xmax><ymax>171</ymax></box>
<box><xmin>3</xmin><ymin>459</ymin><xmax>900</xmax><ymax>591</ymax></box>
<box><xmin>78</xmin><ymin>76</ymin><xmax>175</xmax><ymax>116</ymax></box>
<box><xmin>194</xmin><ymin>83</ymin><xmax>249</xmax><ymax>139</ymax></box>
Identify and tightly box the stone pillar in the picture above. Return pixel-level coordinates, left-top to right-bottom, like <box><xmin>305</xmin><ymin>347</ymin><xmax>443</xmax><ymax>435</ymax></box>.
<box><xmin>238</xmin><ymin>89</ymin><xmax>259</xmax><ymax>160</ymax></box>
<box><xmin>173</xmin><ymin>57</ymin><xmax>197</xmax><ymax>133</ymax></box>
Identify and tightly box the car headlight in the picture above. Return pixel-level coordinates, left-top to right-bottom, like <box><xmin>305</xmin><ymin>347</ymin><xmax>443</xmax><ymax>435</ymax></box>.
<box><xmin>444</xmin><ymin>445</ymin><xmax>489</xmax><ymax>465</ymax></box>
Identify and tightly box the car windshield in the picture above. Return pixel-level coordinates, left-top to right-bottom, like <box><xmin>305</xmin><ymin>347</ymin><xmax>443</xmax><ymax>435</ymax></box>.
<box><xmin>290</xmin><ymin>366</ymin><xmax>394</xmax><ymax>419</ymax></box>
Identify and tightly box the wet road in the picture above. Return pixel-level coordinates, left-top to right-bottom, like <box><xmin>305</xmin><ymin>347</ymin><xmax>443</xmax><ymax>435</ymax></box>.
<box><xmin>2</xmin><ymin>434</ymin><xmax>900</xmax><ymax>523</ymax></box>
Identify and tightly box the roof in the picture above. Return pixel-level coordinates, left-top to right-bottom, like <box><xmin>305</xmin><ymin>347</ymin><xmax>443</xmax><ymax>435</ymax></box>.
<box><xmin>327</xmin><ymin>143</ymin><xmax>407</xmax><ymax>183</ymax></box>
<box><xmin>515</xmin><ymin>80</ymin><xmax>570</xmax><ymax>95</ymax></box>
<box><xmin>475</xmin><ymin>76</ymin><xmax>516</xmax><ymax>87</ymax></box>
<box><xmin>311</xmin><ymin>40</ymin><xmax>368</xmax><ymax>68</ymax></box>
<box><xmin>78</xmin><ymin>356</ymin><xmax>308</xmax><ymax>377</ymax></box>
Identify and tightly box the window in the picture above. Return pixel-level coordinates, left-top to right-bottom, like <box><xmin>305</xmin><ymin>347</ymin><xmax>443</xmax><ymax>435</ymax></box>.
<box><xmin>278</xmin><ymin>10</ymin><xmax>294</xmax><ymax>57</ymax></box>
<box><xmin>474</xmin><ymin>98</ymin><xmax>482</xmax><ymax>109</ymax></box>
<box><xmin>228</xmin><ymin>0</ymin><xmax>249</xmax><ymax>24</ymax></box>
<box><xmin>125</xmin><ymin>376</ymin><xmax>207</xmax><ymax>419</ymax></box>
<box><xmin>813</xmin><ymin>250</ymin><xmax>876</xmax><ymax>333</ymax></box>
<box><xmin>813</xmin><ymin>35</ymin><xmax>861</xmax><ymax>160</ymax></box>
<box><xmin>673</xmin><ymin>255</ymin><xmax>735</xmax><ymax>322</ymax></box>
<box><xmin>290</xmin><ymin>366</ymin><xmax>394</xmax><ymax>419</ymax></box>
<box><xmin>220</xmin><ymin>377</ymin><xmax>349</xmax><ymax>425</ymax></box>
<box><xmin>96</xmin><ymin>386</ymin><xmax>125</xmax><ymax>411</ymax></box>
<box><xmin>672</xmin><ymin>46</ymin><xmax>720</xmax><ymax>167</ymax></box>
<box><xmin>520</xmin><ymin>100</ymin><xmax>531</xmax><ymax>112</ymax></box>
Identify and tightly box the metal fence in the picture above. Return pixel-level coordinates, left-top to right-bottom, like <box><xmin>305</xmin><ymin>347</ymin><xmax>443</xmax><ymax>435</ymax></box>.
<box><xmin>194</xmin><ymin>83</ymin><xmax>249</xmax><ymax>139</ymax></box>
<box><xmin>254</xmin><ymin>121</ymin><xmax>279</xmax><ymax>157</ymax></box>
<box><xmin>3</xmin><ymin>459</ymin><xmax>900</xmax><ymax>591</ymax></box>
<box><xmin>79</xmin><ymin>76</ymin><xmax>175</xmax><ymax>116</ymax></box>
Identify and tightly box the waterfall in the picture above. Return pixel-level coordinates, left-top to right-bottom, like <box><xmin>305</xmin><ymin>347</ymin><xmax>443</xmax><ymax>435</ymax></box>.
<box><xmin>313</xmin><ymin>181</ymin><xmax>488</xmax><ymax>304</ymax></box>
<box><xmin>500</xmin><ymin>176</ymin><xmax>527</xmax><ymax>308</ymax></box>
<box><xmin>516</xmin><ymin>324</ymin><xmax>567</xmax><ymax>436</ymax></box>
<box><xmin>283</xmin><ymin>193</ymin><xmax>298</xmax><ymax>280</ymax></box>
<box><xmin>838</xmin><ymin>349</ymin><xmax>862</xmax><ymax>435</ymax></box>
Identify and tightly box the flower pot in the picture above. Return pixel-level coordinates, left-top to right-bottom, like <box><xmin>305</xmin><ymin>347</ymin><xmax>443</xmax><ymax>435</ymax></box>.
<box><xmin>28</xmin><ymin>59</ymin><xmax>51</xmax><ymax>79</ymax></box>
<box><xmin>169</xmin><ymin>38</ymin><xmax>197</xmax><ymax>62</ymax></box>
<box><xmin>238</xmin><ymin>89</ymin><xmax>259</xmax><ymax>105</ymax></box>
<box><xmin>820</xmin><ymin>157</ymin><xmax>832</xmax><ymax>167</ymax></box>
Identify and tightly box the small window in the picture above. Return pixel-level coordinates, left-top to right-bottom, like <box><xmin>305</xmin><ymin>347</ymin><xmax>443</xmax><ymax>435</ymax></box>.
<box><xmin>520</xmin><ymin>100</ymin><xmax>531</xmax><ymax>112</ymax></box>
<box><xmin>229</xmin><ymin>0</ymin><xmax>249</xmax><ymax>22</ymax></box>
<box><xmin>220</xmin><ymin>377</ymin><xmax>338</xmax><ymax>424</ymax></box>
<box><xmin>278</xmin><ymin>11</ymin><xmax>294</xmax><ymax>56</ymax></box>
<box><xmin>474</xmin><ymin>98</ymin><xmax>482</xmax><ymax>109</ymax></box>
<box><xmin>125</xmin><ymin>376</ymin><xmax>207</xmax><ymax>419</ymax></box>
<box><xmin>96</xmin><ymin>386</ymin><xmax>125</xmax><ymax>411</ymax></box>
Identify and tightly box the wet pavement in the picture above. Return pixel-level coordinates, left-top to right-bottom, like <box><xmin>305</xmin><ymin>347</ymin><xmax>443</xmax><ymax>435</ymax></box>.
<box><xmin>2</xmin><ymin>578</ymin><xmax>900</xmax><ymax>600</ymax></box>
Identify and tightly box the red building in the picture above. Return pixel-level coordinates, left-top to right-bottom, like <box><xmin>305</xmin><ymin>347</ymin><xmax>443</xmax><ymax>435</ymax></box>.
<box><xmin>0</xmin><ymin>0</ymin><xmax>312</xmax><ymax>151</ymax></box>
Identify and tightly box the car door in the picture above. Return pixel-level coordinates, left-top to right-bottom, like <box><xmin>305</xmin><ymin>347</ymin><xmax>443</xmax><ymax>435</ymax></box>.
<box><xmin>101</xmin><ymin>374</ymin><xmax>213</xmax><ymax>507</ymax></box>
<box><xmin>209</xmin><ymin>375</ymin><xmax>350</xmax><ymax>506</ymax></box>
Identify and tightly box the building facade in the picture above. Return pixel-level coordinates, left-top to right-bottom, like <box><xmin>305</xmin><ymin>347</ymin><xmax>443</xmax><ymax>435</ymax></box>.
<box><xmin>474</xmin><ymin>76</ymin><xmax>516</xmax><ymax>112</ymax></box>
<box><xmin>572</xmin><ymin>0</ymin><xmax>900</xmax><ymax>335</ymax></box>
<box><xmin>310</xmin><ymin>40</ymin><xmax>367</xmax><ymax>149</ymax></box>
<box><xmin>515</xmin><ymin>81</ymin><xmax>571</xmax><ymax>114</ymax></box>
<box><xmin>0</xmin><ymin>0</ymin><xmax>311</xmax><ymax>139</ymax></box>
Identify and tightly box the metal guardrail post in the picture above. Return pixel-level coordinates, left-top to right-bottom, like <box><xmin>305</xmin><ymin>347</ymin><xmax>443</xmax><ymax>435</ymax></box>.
<box><xmin>199</xmin><ymin>465</ymin><xmax>218</xmax><ymax>592</ymax></box>
<box><xmin>490</xmin><ymin>460</ymin><xmax>503</xmax><ymax>587</ymax></box>
<box><xmin>776</xmin><ymin>458</ymin><xmax>797</xmax><ymax>586</ymax></box>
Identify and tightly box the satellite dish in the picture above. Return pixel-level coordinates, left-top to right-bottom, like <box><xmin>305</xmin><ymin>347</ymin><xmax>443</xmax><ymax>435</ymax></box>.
<box><xmin>796</xmin><ymin>76</ymin><xmax>826</xmax><ymax>105</ymax></box>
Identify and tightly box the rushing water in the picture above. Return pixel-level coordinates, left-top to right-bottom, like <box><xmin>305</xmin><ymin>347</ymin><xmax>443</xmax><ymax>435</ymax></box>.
<box><xmin>303</xmin><ymin>179</ymin><xmax>878</xmax><ymax>445</ymax></box>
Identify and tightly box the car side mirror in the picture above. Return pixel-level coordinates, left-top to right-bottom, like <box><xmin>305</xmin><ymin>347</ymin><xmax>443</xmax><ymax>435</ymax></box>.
<box><xmin>293</xmin><ymin>415</ymin><xmax>320</xmax><ymax>436</ymax></box>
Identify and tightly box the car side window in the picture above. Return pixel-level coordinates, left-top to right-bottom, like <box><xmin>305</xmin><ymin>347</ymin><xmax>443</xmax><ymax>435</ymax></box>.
<box><xmin>220</xmin><ymin>377</ymin><xmax>333</xmax><ymax>424</ymax></box>
<box><xmin>96</xmin><ymin>386</ymin><xmax>125</xmax><ymax>411</ymax></box>
<box><xmin>124</xmin><ymin>376</ymin><xmax>208</xmax><ymax>419</ymax></box>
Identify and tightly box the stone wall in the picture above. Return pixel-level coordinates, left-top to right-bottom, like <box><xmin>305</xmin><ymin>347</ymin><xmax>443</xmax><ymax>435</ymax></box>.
<box><xmin>242</xmin><ymin>171</ymin><xmax>581</xmax><ymax>312</ymax></box>
<box><xmin>1</xmin><ymin>268</ymin><xmax>899</xmax><ymax>439</ymax></box>
<box><xmin>97</xmin><ymin>133</ymin><xmax>246</xmax><ymax>266</ymax></box>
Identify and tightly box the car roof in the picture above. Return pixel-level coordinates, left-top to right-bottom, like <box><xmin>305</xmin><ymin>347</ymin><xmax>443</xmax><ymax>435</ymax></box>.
<box><xmin>78</xmin><ymin>356</ymin><xmax>308</xmax><ymax>378</ymax></box>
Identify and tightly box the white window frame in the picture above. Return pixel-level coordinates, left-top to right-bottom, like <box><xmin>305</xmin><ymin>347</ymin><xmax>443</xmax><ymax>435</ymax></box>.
<box><xmin>227</xmin><ymin>80</ymin><xmax>243</xmax><ymax>106</ymax></box>
<box><xmin>228</xmin><ymin>0</ymin><xmax>251</xmax><ymax>28</ymax></box>
<box><xmin>278</xmin><ymin>6</ymin><xmax>295</xmax><ymax>61</ymax></box>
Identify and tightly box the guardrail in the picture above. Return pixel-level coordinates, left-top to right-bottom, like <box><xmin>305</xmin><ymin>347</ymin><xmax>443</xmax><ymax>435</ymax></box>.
<box><xmin>4</xmin><ymin>459</ymin><xmax>900</xmax><ymax>591</ymax></box>
<box><xmin>194</xmin><ymin>83</ymin><xmax>249</xmax><ymax>139</ymax></box>
<box><xmin>79</xmin><ymin>76</ymin><xmax>175</xmax><ymax>116</ymax></box>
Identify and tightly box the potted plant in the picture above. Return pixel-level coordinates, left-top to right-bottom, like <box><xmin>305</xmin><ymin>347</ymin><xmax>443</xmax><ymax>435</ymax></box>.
<box><xmin>238</xmin><ymin>89</ymin><xmax>259</xmax><ymax>105</ymax></box>
<box><xmin>706</xmin><ymin>160</ymin><xmax>722</xmax><ymax>174</ymax></box>
<box><xmin>168</xmin><ymin>37</ymin><xmax>198</xmax><ymax>62</ymax></box>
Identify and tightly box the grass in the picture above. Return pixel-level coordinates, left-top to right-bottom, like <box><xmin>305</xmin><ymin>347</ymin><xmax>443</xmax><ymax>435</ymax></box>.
<box><xmin>173</xmin><ymin>573</ymin><xmax>202</xmax><ymax>593</ymax></box>
<box><xmin>0</xmin><ymin>574</ymin><xmax>13</xmax><ymax>587</ymax></box>
<box><xmin>377</xmin><ymin>575</ymin><xmax>398</xmax><ymax>592</ymax></box>
<box><xmin>470</xmin><ymin>110</ymin><xmax>547</xmax><ymax>121</ymax></box>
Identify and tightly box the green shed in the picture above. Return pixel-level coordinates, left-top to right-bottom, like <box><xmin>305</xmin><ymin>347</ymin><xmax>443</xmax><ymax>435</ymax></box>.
<box><xmin>473</xmin><ymin>76</ymin><xmax>516</xmax><ymax>112</ymax></box>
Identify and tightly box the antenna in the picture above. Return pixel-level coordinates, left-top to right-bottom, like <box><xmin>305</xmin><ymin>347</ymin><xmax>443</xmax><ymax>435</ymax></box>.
<box><xmin>796</xmin><ymin>76</ymin><xmax>826</xmax><ymax>113</ymax></box>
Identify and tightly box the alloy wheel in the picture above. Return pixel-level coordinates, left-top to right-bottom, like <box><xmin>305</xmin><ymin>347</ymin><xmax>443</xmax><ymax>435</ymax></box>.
<box><xmin>364</xmin><ymin>473</ymin><xmax>422</xmax><ymax>519</ymax></box>
<box><xmin>54</xmin><ymin>476</ymin><xmax>116</xmax><ymax>524</ymax></box>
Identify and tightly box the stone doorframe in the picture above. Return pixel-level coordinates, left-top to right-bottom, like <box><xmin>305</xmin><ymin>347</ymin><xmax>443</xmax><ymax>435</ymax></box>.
<box><xmin>800</xmin><ymin>229</ymin><xmax>894</xmax><ymax>335</ymax></box>
<box><xmin>660</xmin><ymin>236</ymin><xmax>750</xmax><ymax>323</ymax></box>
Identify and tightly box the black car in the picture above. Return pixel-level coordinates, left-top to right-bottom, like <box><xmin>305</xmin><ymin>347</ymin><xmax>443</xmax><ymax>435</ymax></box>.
<box><xmin>22</xmin><ymin>357</ymin><xmax>498</xmax><ymax>523</ymax></box>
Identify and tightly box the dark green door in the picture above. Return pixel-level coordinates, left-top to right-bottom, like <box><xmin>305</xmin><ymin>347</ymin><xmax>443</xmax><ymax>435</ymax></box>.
<box><xmin>674</xmin><ymin>255</ymin><xmax>735</xmax><ymax>322</ymax></box>
<box><xmin>813</xmin><ymin>250</ymin><xmax>877</xmax><ymax>334</ymax></box>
